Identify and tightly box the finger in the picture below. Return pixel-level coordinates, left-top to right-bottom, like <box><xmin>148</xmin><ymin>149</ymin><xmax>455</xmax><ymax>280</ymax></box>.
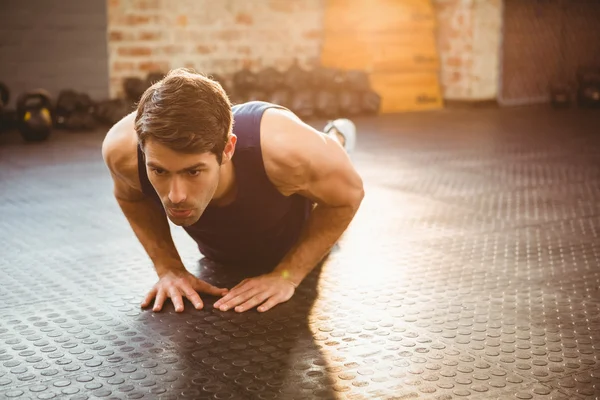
<box><xmin>153</xmin><ymin>289</ymin><xmax>167</xmax><ymax>312</ymax></box>
<box><xmin>215</xmin><ymin>280</ymin><xmax>255</xmax><ymax>308</ymax></box>
<box><xmin>141</xmin><ymin>287</ymin><xmax>158</xmax><ymax>308</ymax></box>
<box><xmin>169</xmin><ymin>287</ymin><xmax>184</xmax><ymax>312</ymax></box>
<box><xmin>235</xmin><ymin>292</ymin><xmax>271</xmax><ymax>313</ymax></box>
<box><xmin>193</xmin><ymin>279</ymin><xmax>229</xmax><ymax>297</ymax></box>
<box><xmin>257</xmin><ymin>295</ymin><xmax>286</xmax><ymax>312</ymax></box>
<box><xmin>218</xmin><ymin>288</ymin><xmax>262</xmax><ymax>312</ymax></box>
<box><xmin>231</xmin><ymin>278</ymin><xmax>249</xmax><ymax>290</ymax></box>
<box><xmin>228</xmin><ymin>278</ymin><xmax>254</xmax><ymax>295</ymax></box>
<box><xmin>181</xmin><ymin>286</ymin><xmax>204</xmax><ymax>310</ymax></box>
<box><xmin>215</xmin><ymin>286</ymin><xmax>248</xmax><ymax>308</ymax></box>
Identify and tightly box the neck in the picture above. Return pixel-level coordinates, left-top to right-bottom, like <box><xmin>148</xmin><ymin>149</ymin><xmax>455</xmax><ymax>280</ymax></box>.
<box><xmin>210</xmin><ymin>160</ymin><xmax>236</xmax><ymax>207</ymax></box>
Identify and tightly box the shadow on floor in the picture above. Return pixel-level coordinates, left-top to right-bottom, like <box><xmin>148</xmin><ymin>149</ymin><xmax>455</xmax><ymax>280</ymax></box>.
<box><xmin>137</xmin><ymin>257</ymin><xmax>337</xmax><ymax>399</ymax></box>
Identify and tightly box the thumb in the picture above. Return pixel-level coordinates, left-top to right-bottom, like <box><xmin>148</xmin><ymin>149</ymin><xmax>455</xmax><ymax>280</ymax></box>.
<box><xmin>193</xmin><ymin>278</ymin><xmax>229</xmax><ymax>296</ymax></box>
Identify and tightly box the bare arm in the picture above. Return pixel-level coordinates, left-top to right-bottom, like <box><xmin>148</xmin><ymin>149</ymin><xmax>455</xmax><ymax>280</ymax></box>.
<box><xmin>263</xmin><ymin>109</ymin><xmax>365</xmax><ymax>286</ymax></box>
<box><xmin>101</xmin><ymin>118</ymin><xmax>229</xmax><ymax>312</ymax></box>
<box><xmin>214</xmin><ymin>109</ymin><xmax>364</xmax><ymax>313</ymax></box>
<box><xmin>101</xmin><ymin>117</ymin><xmax>185</xmax><ymax>277</ymax></box>
<box><xmin>112</xmin><ymin>177</ymin><xmax>186</xmax><ymax>276</ymax></box>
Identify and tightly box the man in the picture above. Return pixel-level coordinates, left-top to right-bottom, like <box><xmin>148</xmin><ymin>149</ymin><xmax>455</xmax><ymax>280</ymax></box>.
<box><xmin>101</xmin><ymin>68</ymin><xmax>364</xmax><ymax>314</ymax></box>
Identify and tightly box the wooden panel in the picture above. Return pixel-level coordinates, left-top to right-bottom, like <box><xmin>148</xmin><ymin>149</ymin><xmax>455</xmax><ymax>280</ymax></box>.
<box><xmin>322</xmin><ymin>30</ymin><xmax>438</xmax><ymax>46</ymax></box>
<box><xmin>321</xmin><ymin>33</ymin><xmax>439</xmax><ymax>72</ymax></box>
<box><xmin>369</xmin><ymin>72</ymin><xmax>443</xmax><ymax>113</ymax></box>
<box><xmin>321</xmin><ymin>0</ymin><xmax>442</xmax><ymax>113</ymax></box>
<box><xmin>372</xmin><ymin>50</ymin><xmax>439</xmax><ymax>73</ymax></box>
<box><xmin>324</xmin><ymin>0</ymin><xmax>436</xmax><ymax>32</ymax></box>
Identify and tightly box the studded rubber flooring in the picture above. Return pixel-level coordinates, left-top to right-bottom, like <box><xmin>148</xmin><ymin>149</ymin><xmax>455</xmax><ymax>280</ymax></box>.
<box><xmin>1</xmin><ymin>106</ymin><xmax>599</xmax><ymax>400</ymax></box>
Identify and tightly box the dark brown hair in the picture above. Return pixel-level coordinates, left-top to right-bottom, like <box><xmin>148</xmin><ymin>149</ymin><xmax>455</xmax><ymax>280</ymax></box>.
<box><xmin>135</xmin><ymin>68</ymin><xmax>232</xmax><ymax>164</ymax></box>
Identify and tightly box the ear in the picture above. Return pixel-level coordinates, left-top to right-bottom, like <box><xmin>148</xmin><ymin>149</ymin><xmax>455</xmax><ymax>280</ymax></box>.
<box><xmin>222</xmin><ymin>134</ymin><xmax>237</xmax><ymax>164</ymax></box>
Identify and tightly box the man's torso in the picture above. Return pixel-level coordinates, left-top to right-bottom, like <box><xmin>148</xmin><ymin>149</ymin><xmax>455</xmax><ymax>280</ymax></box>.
<box><xmin>136</xmin><ymin>101</ymin><xmax>313</xmax><ymax>268</ymax></box>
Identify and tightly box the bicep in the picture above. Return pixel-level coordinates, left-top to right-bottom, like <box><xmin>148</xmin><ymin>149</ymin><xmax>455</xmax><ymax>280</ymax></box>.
<box><xmin>296</xmin><ymin>149</ymin><xmax>363</xmax><ymax>208</ymax></box>
<box><xmin>110</xmin><ymin>170</ymin><xmax>146</xmax><ymax>202</ymax></box>
<box><xmin>262</xmin><ymin>109</ymin><xmax>364</xmax><ymax>208</ymax></box>
<box><xmin>102</xmin><ymin>125</ymin><xmax>145</xmax><ymax>202</ymax></box>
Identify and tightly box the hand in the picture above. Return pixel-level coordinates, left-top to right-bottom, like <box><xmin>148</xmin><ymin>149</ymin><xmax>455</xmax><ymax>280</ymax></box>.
<box><xmin>213</xmin><ymin>272</ymin><xmax>297</xmax><ymax>313</ymax></box>
<box><xmin>141</xmin><ymin>269</ymin><xmax>229</xmax><ymax>312</ymax></box>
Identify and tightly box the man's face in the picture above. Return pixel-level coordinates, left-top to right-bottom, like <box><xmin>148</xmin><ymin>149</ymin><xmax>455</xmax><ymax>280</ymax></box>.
<box><xmin>143</xmin><ymin>139</ymin><xmax>226</xmax><ymax>227</ymax></box>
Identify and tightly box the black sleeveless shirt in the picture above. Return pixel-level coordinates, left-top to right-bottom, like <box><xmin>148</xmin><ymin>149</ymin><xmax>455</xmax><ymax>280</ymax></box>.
<box><xmin>136</xmin><ymin>101</ymin><xmax>312</xmax><ymax>268</ymax></box>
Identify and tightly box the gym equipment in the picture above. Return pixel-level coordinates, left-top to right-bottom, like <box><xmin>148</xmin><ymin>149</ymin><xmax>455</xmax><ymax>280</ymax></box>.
<box><xmin>549</xmin><ymin>0</ymin><xmax>572</xmax><ymax>110</ymax></box>
<box><xmin>0</xmin><ymin>82</ymin><xmax>9</xmax><ymax>108</ymax></box>
<box><xmin>233</xmin><ymin>67</ymin><xmax>258</xmax><ymax>95</ymax></box>
<box><xmin>338</xmin><ymin>90</ymin><xmax>362</xmax><ymax>116</ymax></box>
<box><xmin>256</xmin><ymin>67</ymin><xmax>284</xmax><ymax>94</ymax></box>
<box><xmin>345</xmin><ymin>70</ymin><xmax>371</xmax><ymax>92</ymax></box>
<box><xmin>228</xmin><ymin>64</ymin><xmax>381</xmax><ymax>116</ymax></box>
<box><xmin>146</xmin><ymin>71</ymin><xmax>165</xmax><ymax>86</ymax></box>
<box><xmin>269</xmin><ymin>89</ymin><xmax>292</xmax><ymax>108</ymax></box>
<box><xmin>549</xmin><ymin>84</ymin><xmax>571</xmax><ymax>108</ymax></box>
<box><xmin>577</xmin><ymin>67</ymin><xmax>600</xmax><ymax>108</ymax></box>
<box><xmin>0</xmin><ymin>82</ymin><xmax>8</xmax><ymax>132</ymax></box>
<box><xmin>208</xmin><ymin>73</ymin><xmax>231</xmax><ymax>94</ymax></box>
<box><xmin>362</xmin><ymin>90</ymin><xmax>382</xmax><ymax>115</ymax></box>
<box><xmin>56</xmin><ymin>90</ymin><xmax>79</xmax><ymax>116</ymax></box>
<box><xmin>65</xmin><ymin>112</ymin><xmax>97</xmax><ymax>131</ymax></box>
<box><xmin>227</xmin><ymin>89</ymin><xmax>248</xmax><ymax>105</ymax></box>
<box><xmin>284</xmin><ymin>61</ymin><xmax>312</xmax><ymax>92</ymax></box>
<box><xmin>55</xmin><ymin>90</ymin><xmax>96</xmax><ymax>130</ymax></box>
<box><xmin>16</xmin><ymin>89</ymin><xmax>53</xmax><ymax>142</ymax></box>
<box><xmin>123</xmin><ymin>77</ymin><xmax>148</xmax><ymax>103</ymax></box>
<box><xmin>311</xmin><ymin>67</ymin><xmax>346</xmax><ymax>91</ymax></box>
<box><xmin>0</xmin><ymin>108</ymin><xmax>16</xmax><ymax>132</ymax></box>
<box><xmin>315</xmin><ymin>90</ymin><xmax>339</xmax><ymax>119</ymax></box>
<box><xmin>290</xmin><ymin>90</ymin><xmax>315</xmax><ymax>119</ymax></box>
<box><xmin>93</xmin><ymin>99</ymin><xmax>112</xmax><ymax>124</ymax></box>
<box><xmin>246</xmin><ymin>90</ymin><xmax>269</xmax><ymax>102</ymax></box>
<box><xmin>95</xmin><ymin>98</ymin><xmax>134</xmax><ymax>125</ymax></box>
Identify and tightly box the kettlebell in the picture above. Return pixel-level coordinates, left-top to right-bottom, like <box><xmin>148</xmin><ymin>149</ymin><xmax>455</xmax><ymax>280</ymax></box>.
<box><xmin>16</xmin><ymin>89</ymin><xmax>54</xmax><ymax>142</ymax></box>
<box><xmin>0</xmin><ymin>82</ymin><xmax>9</xmax><ymax>109</ymax></box>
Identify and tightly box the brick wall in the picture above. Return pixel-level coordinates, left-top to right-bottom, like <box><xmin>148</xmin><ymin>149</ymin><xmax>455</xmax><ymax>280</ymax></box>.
<box><xmin>433</xmin><ymin>0</ymin><xmax>502</xmax><ymax>101</ymax></box>
<box><xmin>471</xmin><ymin>0</ymin><xmax>502</xmax><ymax>100</ymax></box>
<box><xmin>500</xmin><ymin>0</ymin><xmax>600</xmax><ymax>105</ymax></box>
<box><xmin>0</xmin><ymin>0</ymin><xmax>109</xmax><ymax>106</ymax></box>
<box><xmin>107</xmin><ymin>0</ymin><xmax>324</xmax><ymax>98</ymax></box>
<box><xmin>107</xmin><ymin>0</ymin><xmax>502</xmax><ymax>102</ymax></box>
<box><xmin>434</xmin><ymin>0</ymin><xmax>474</xmax><ymax>100</ymax></box>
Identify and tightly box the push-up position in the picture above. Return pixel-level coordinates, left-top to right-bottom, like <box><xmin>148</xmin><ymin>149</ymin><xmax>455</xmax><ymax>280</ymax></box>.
<box><xmin>102</xmin><ymin>68</ymin><xmax>364</xmax><ymax>313</ymax></box>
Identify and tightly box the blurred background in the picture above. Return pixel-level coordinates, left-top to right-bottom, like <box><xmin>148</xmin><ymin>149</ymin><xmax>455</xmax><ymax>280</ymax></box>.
<box><xmin>1</xmin><ymin>2</ymin><xmax>600</xmax><ymax>399</ymax></box>
<box><xmin>1</xmin><ymin>0</ymin><xmax>599</xmax><ymax>142</ymax></box>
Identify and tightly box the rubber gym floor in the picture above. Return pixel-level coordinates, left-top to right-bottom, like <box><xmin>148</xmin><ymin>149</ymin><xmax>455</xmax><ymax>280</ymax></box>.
<box><xmin>1</xmin><ymin>106</ymin><xmax>599</xmax><ymax>400</ymax></box>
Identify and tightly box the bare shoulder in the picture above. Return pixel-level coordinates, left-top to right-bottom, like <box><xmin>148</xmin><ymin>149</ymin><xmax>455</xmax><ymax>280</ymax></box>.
<box><xmin>260</xmin><ymin>108</ymin><xmax>363</xmax><ymax>206</ymax></box>
<box><xmin>101</xmin><ymin>111</ymin><xmax>143</xmax><ymax>195</ymax></box>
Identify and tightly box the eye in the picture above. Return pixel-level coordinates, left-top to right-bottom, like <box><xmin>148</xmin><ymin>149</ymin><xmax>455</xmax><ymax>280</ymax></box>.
<box><xmin>188</xmin><ymin>170</ymin><xmax>201</xmax><ymax>177</ymax></box>
<box><xmin>151</xmin><ymin>168</ymin><xmax>167</xmax><ymax>176</ymax></box>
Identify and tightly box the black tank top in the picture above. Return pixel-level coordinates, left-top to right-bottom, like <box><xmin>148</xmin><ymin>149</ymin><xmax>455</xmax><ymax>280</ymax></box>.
<box><xmin>137</xmin><ymin>101</ymin><xmax>312</xmax><ymax>268</ymax></box>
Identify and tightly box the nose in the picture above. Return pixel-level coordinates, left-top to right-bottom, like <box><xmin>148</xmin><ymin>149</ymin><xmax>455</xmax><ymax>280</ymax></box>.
<box><xmin>168</xmin><ymin>177</ymin><xmax>187</xmax><ymax>205</ymax></box>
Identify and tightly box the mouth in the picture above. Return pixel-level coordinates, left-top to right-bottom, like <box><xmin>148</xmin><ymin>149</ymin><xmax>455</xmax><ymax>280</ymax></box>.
<box><xmin>168</xmin><ymin>208</ymin><xmax>193</xmax><ymax>218</ymax></box>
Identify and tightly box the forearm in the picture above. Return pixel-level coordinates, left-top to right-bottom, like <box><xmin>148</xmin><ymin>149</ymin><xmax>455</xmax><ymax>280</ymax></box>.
<box><xmin>273</xmin><ymin>203</ymin><xmax>358</xmax><ymax>286</ymax></box>
<box><xmin>116</xmin><ymin>196</ymin><xmax>185</xmax><ymax>276</ymax></box>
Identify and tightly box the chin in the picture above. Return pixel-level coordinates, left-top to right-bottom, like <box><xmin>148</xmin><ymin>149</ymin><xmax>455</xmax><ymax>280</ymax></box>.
<box><xmin>172</xmin><ymin>217</ymin><xmax>196</xmax><ymax>227</ymax></box>
<box><xmin>168</xmin><ymin>213</ymin><xmax>198</xmax><ymax>227</ymax></box>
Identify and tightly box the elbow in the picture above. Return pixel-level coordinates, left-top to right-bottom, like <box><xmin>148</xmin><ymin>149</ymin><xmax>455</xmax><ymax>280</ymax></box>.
<box><xmin>355</xmin><ymin>186</ymin><xmax>365</xmax><ymax>211</ymax></box>
<box><xmin>349</xmin><ymin>178</ymin><xmax>365</xmax><ymax>212</ymax></box>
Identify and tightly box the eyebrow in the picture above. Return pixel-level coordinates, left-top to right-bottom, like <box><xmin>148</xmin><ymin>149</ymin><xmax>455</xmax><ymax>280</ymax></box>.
<box><xmin>146</xmin><ymin>161</ymin><xmax>208</xmax><ymax>172</ymax></box>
